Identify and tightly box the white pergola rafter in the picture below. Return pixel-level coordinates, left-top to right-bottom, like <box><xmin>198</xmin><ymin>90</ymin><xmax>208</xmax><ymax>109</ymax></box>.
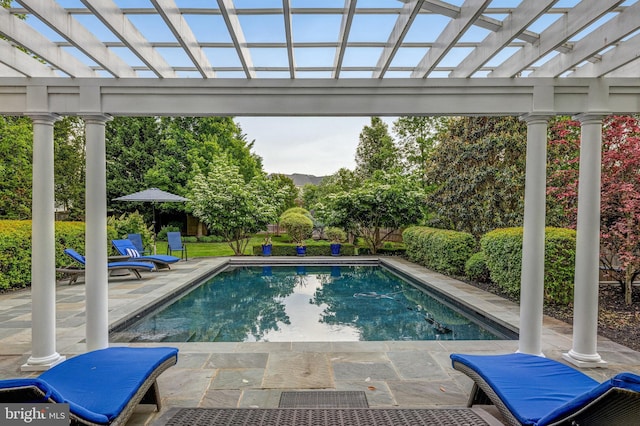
<box><xmin>0</xmin><ymin>7</ymin><xmax>96</xmax><ymax>78</ymax></box>
<box><xmin>282</xmin><ymin>0</ymin><xmax>295</xmax><ymax>79</ymax></box>
<box><xmin>151</xmin><ymin>0</ymin><xmax>215</xmax><ymax>78</ymax></box>
<box><xmin>80</xmin><ymin>0</ymin><xmax>176</xmax><ymax>78</ymax></box>
<box><xmin>570</xmin><ymin>32</ymin><xmax>640</xmax><ymax>78</ymax></box>
<box><xmin>530</xmin><ymin>1</ymin><xmax>640</xmax><ymax>77</ymax></box>
<box><xmin>411</xmin><ymin>0</ymin><xmax>491</xmax><ymax>79</ymax></box>
<box><xmin>332</xmin><ymin>0</ymin><xmax>357</xmax><ymax>79</ymax></box>
<box><xmin>217</xmin><ymin>0</ymin><xmax>256</xmax><ymax>79</ymax></box>
<box><xmin>450</xmin><ymin>0</ymin><xmax>559</xmax><ymax>78</ymax></box>
<box><xmin>0</xmin><ymin>39</ymin><xmax>57</xmax><ymax>77</ymax></box>
<box><xmin>490</xmin><ymin>0</ymin><xmax>624</xmax><ymax>78</ymax></box>
<box><xmin>372</xmin><ymin>0</ymin><xmax>425</xmax><ymax>79</ymax></box>
<box><xmin>16</xmin><ymin>0</ymin><xmax>136</xmax><ymax>78</ymax></box>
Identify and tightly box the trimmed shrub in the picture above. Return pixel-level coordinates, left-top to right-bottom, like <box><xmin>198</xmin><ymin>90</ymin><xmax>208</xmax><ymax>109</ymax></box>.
<box><xmin>0</xmin><ymin>220</ymin><xmax>117</xmax><ymax>290</ymax></box>
<box><xmin>480</xmin><ymin>228</ymin><xmax>523</xmax><ymax>296</ymax></box>
<box><xmin>279</xmin><ymin>212</ymin><xmax>313</xmax><ymax>245</ymax></box>
<box><xmin>481</xmin><ymin>227</ymin><xmax>576</xmax><ymax>304</ymax></box>
<box><xmin>252</xmin><ymin>243</ymin><xmax>356</xmax><ymax>256</ymax></box>
<box><xmin>402</xmin><ymin>226</ymin><xmax>476</xmax><ymax>276</ymax></box>
<box><xmin>465</xmin><ymin>252</ymin><xmax>490</xmax><ymax>282</ymax></box>
<box><xmin>325</xmin><ymin>227</ymin><xmax>346</xmax><ymax>243</ymax></box>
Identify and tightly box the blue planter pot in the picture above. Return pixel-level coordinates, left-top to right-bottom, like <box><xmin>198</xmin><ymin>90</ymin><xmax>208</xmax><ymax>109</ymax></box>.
<box><xmin>261</xmin><ymin>244</ymin><xmax>272</xmax><ymax>256</ymax></box>
<box><xmin>296</xmin><ymin>246</ymin><xmax>306</xmax><ymax>256</ymax></box>
<box><xmin>330</xmin><ymin>243</ymin><xmax>341</xmax><ymax>256</ymax></box>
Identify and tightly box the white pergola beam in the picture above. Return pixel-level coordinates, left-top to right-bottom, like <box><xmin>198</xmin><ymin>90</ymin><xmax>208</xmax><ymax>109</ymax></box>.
<box><xmin>217</xmin><ymin>0</ymin><xmax>256</xmax><ymax>79</ymax></box>
<box><xmin>0</xmin><ymin>7</ymin><xmax>97</xmax><ymax>78</ymax></box>
<box><xmin>80</xmin><ymin>0</ymin><xmax>176</xmax><ymax>78</ymax></box>
<box><xmin>372</xmin><ymin>0</ymin><xmax>424</xmax><ymax>79</ymax></box>
<box><xmin>491</xmin><ymin>0</ymin><xmax>624</xmax><ymax>78</ymax></box>
<box><xmin>570</xmin><ymin>32</ymin><xmax>640</xmax><ymax>78</ymax></box>
<box><xmin>451</xmin><ymin>0</ymin><xmax>558</xmax><ymax>78</ymax></box>
<box><xmin>332</xmin><ymin>0</ymin><xmax>357</xmax><ymax>79</ymax></box>
<box><xmin>17</xmin><ymin>0</ymin><xmax>136</xmax><ymax>78</ymax></box>
<box><xmin>283</xmin><ymin>0</ymin><xmax>295</xmax><ymax>79</ymax></box>
<box><xmin>411</xmin><ymin>0</ymin><xmax>491</xmax><ymax>78</ymax></box>
<box><xmin>0</xmin><ymin>39</ymin><xmax>57</xmax><ymax>77</ymax></box>
<box><xmin>530</xmin><ymin>1</ymin><xmax>640</xmax><ymax>78</ymax></box>
<box><xmin>151</xmin><ymin>0</ymin><xmax>215</xmax><ymax>78</ymax></box>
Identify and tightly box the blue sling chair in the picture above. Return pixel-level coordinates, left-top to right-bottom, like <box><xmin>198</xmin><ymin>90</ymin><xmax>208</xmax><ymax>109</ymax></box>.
<box><xmin>112</xmin><ymin>239</ymin><xmax>180</xmax><ymax>270</ymax></box>
<box><xmin>451</xmin><ymin>352</ymin><xmax>640</xmax><ymax>426</ymax></box>
<box><xmin>0</xmin><ymin>347</ymin><xmax>178</xmax><ymax>426</ymax></box>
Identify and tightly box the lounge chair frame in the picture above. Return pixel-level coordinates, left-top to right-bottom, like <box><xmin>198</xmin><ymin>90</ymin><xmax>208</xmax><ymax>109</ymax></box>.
<box><xmin>0</xmin><ymin>351</ymin><xmax>177</xmax><ymax>426</ymax></box>
<box><xmin>452</xmin><ymin>359</ymin><xmax>640</xmax><ymax>426</ymax></box>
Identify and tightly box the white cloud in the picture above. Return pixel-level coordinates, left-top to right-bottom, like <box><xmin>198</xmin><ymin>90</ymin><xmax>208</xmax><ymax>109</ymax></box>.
<box><xmin>236</xmin><ymin>116</ymin><xmax>395</xmax><ymax>176</ymax></box>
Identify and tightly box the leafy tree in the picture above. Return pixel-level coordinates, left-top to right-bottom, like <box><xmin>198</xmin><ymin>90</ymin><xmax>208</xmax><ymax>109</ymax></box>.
<box><xmin>548</xmin><ymin>115</ymin><xmax>640</xmax><ymax>305</ymax></box>
<box><xmin>302</xmin><ymin>168</ymin><xmax>361</xmax><ymax>211</ymax></box>
<box><xmin>268</xmin><ymin>174</ymin><xmax>298</xmax><ymax>213</ymax></box>
<box><xmin>189</xmin><ymin>156</ymin><xmax>284</xmax><ymax>255</ymax></box>
<box><xmin>0</xmin><ymin>116</ymin><xmax>32</xmax><ymax>219</ymax></box>
<box><xmin>106</xmin><ymin>116</ymin><xmax>263</xmax><ymax>227</ymax></box>
<box><xmin>54</xmin><ymin>117</ymin><xmax>85</xmax><ymax>219</ymax></box>
<box><xmin>392</xmin><ymin>116</ymin><xmax>443</xmax><ymax>187</ymax></box>
<box><xmin>355</xmin><ymin>117</ymin><xmax>398</xmax><ymax>178</ymax></box>
<box><xmin>426</xmin><ymin>116</ymin><xmax>527</xmax><ymax>237</ymax></box>
<box><xmin>322</xmin><ymin>172</ymin><xmax>425</xmax><ymax>254</ymax></box>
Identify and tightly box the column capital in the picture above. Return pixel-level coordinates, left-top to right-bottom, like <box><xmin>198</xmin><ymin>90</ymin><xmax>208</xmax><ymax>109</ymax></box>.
<box><xmin>520</xmin><ymin>113</ymin><xmax>552</xmax><ymax>124</ymax></box>
<box><xmin>27</xmin><ymin>113</ymin><xmax>61</xmax><ymax>125</ymax></box>
<box><xmin>573</xmin><ymin>113</ymin><xmax>607</xmax><ymax>124</ymax></box>
<box><xmin>81</xmin><ymin>114</ymin><xmax>113</xmax><ymax>125</ymax></box>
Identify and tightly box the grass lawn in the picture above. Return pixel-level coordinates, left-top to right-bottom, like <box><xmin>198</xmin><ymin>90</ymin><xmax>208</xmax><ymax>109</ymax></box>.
<box><xmin>154</xmin><ymin>235</ymin><xmax>266</xmax><ymax>257</ymax></box>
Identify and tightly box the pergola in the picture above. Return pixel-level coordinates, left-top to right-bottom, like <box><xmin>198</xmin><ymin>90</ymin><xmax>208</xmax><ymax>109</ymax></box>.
<box><xmin>1</xmin><ymin>0</ymin><xmax>639</xmax><ymax>371</ymax></box>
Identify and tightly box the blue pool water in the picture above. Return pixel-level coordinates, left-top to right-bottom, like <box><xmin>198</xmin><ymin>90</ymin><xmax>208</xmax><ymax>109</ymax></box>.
<box><xmin>112</xmin><ymin>265</ymin><xmax>511</xmax><ymax>342</ymax></box>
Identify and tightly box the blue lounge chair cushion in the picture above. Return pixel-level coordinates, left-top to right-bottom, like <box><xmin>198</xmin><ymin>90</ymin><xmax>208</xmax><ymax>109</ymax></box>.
<box><xmin>37</xmin><ymin>347</ymin><xmax>178</xmax><ymax>425</ymax></box>
<box><xmin>450</xmin><ymin>353</ymin><xmax>599</xmax><ymax>425</ymax></box>
<box><xmin>112</xmin><ymin>239</ymin><xmax>180</xmax><ymax>265</ymax></box>
<box><xmin>537</xmin><ymin>371</ymin><xmax>640</xmax><ymax>426</ymax></box>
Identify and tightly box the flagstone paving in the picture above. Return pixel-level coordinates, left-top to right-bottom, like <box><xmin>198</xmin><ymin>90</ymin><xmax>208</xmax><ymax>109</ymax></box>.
<box><xmin>1</xmin><ymin>257</ymin><xmax>639</xmax><ymax>425</ymax></box>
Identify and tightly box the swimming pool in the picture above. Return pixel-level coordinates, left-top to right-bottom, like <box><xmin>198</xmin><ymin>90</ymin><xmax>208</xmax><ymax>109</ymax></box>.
<box><xmin>111</xmin><ymin>264</ymin><xmax>515</xmax><ymax>342</ymax></box>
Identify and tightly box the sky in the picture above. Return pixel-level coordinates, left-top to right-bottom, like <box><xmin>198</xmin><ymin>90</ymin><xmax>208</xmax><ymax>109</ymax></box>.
<box><xmin>237</xmin><ymin>116</ymin><xmax>396</xmax><ymax>177</ymax></box>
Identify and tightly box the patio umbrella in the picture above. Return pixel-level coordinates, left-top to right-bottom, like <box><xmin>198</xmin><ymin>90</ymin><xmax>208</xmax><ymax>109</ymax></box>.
<box><xmin>113</xmin><ymin>188</ymin><xmax>190</xmax><ymax>250</ymax></box>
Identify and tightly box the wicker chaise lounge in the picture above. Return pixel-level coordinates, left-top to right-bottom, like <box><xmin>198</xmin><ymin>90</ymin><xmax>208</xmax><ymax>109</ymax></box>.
<box><xmin>451</xmin><ymin>352</ymin><xmax>640</xmax><ymax>426</ymax></box>
<box><xmin>0</xmin><ymin>347</ymin><xmax>178</xmax><ymax>426</ymax></box>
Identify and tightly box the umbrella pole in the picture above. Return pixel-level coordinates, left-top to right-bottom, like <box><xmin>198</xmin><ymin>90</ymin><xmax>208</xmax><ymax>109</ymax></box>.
<box><xmin>152</xmin><ymin>203</ymin><xmax>157</xmax><ymax>254</ymax></box>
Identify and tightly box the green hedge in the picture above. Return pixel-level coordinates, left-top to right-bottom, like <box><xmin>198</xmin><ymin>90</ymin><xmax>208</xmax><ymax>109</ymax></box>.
<box><xmin>481</xmin><ymin>227</ymin><xmax>576</xmax><ymax>304</ymax></box>
<box><xmin>0</xmin><ymin>220</ymin><xmax>116</xmax><ymax>290</ymax></box>
<box><xmin>465</xmin><ymin>252</ymin><xmax>490</xmax><ymax>282</ymax></box>
<box><xmin>402</xmin><ymin>226</ymin><xmax>476</xmax><ymax>276</ymax></box>
<box><xmin>252</xmin><ymin>243</ymin><xmax>356</xmax><ymax>256</ymax></box>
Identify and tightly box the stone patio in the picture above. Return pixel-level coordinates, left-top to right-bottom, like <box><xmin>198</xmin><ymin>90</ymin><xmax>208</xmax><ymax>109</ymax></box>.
<box><xmin>1</xmin><ymin>257</ymin><xmax>639</xmax><ymax>425</ymax></box>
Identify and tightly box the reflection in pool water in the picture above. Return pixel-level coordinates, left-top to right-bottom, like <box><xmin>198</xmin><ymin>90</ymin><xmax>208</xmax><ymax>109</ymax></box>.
<box><xmin>112</xmin><ymin>265</ymin><xmax>507</xmax><ymax>342</ymax></box>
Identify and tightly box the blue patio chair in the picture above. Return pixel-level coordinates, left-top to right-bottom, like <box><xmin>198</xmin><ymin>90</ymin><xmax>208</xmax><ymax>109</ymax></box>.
<box><xmin>451</xmin><ymin>352</ymin><xmax>640</xmax><ymax>426</ymax></box>
<box><xmin>127</xmin><ymin>233</ymin><xmax>149</xmax><ymax>255</ymax></box>
<box><xmin>0</xmin><ymin>347</ymin><xmax>178</xmax><ymax>426</ymax></box>
<box><xmin>59</xmin><ymin>248</ymin><xmax>156</xmax><ymax>283</ymax></box>
<box><xmin>167</xmin><ymin>231</ymin><xmax>188</xmax><ymax>260</ymax></box>
<box><xmin>112</xmin><ymin>239</ymin><xmax>180</xmax><ymax>270</ymax></box>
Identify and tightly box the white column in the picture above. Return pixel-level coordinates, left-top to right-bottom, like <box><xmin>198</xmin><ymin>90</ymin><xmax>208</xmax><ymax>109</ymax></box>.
<box><xmin>22</xmin><ymin>114</ymin><xmax>66</xmax><ymax>371</ymax></box>
<box><xmin>563</xmin><ymin>114</ymin><xmax>607</xmax><ymax>367</ymax></box>
<box><xmin>518</xmin><ymin>115</ymin><xmax>549</xmax><ymax>356</ymax></box>
<box><xmin>84</xmin><ymin>115</ymin><xmax>112</xmax><ymax>351</ymax></box>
